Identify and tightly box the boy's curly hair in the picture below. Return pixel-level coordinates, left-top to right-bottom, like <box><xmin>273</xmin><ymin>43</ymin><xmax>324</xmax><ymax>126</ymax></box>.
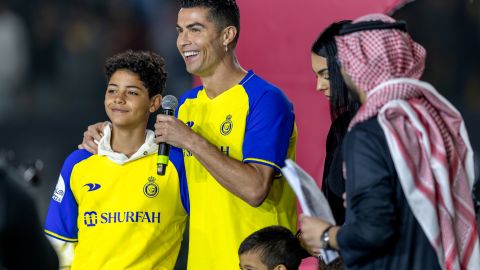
<box><xmin>105</xmin><ymin>50</ymin><xmax>167</xmax><ymax>97</ymax></box>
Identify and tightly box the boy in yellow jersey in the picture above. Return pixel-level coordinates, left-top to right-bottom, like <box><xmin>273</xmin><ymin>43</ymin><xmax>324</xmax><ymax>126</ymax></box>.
<box><xmin>44</xmin><ymin>50</ymin><xmax>189</xmax><ymax>270</ymax></box>
<box><xmin>80</xmin><ymin>1</ymin><xmax>297</xmax><ymax>269</ymax></box>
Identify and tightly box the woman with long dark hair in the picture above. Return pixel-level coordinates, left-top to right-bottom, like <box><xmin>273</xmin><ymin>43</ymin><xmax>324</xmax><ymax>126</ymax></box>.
<box><xmin>310</xmin><ymin>21</ymin><xmax>359</xmax><ymax>225</ymax></box>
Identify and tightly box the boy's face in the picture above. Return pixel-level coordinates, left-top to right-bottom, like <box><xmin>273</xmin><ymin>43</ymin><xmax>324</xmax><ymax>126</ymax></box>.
<box><xmin>240</xmin><ymin>251</ymin><xmax>269</xmax><ymax>270</ymax></box>
<box><xmin>105</xmin><ymin>69</ymin><xmax>160</xmax><ymax>128</ymax></box>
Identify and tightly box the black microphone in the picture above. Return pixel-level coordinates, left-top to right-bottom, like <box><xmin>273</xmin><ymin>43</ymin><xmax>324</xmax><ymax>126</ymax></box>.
<box><xmin>157</xmin><ymin>95</ymin><xmax>178</xmax><ymax>175</ymax></box>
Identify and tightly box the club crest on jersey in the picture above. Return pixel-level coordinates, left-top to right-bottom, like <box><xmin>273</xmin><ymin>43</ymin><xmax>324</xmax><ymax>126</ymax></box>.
<box><xmin>143</xmin><ymin>176</ymin><xmax>159</xmax><ymax>198</ymax></box>
<box><xmin>220</xmin><ymin>115</ymin><xmax>233</xmax><ymax>136</ymax></box>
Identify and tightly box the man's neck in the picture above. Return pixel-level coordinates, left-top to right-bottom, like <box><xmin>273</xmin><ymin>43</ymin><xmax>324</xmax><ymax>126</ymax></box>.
<box><xmin>110</xmin><ymin>124</ymin><xmax>147</xmax><ymax>158</ymax></box>
<box><xmin>200</xmin><ymin>54</ymin><xmax>248</xmax><ymax>99</ymax></box>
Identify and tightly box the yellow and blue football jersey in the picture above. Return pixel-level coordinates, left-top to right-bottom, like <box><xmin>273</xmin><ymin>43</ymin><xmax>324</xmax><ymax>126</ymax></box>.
<box><xmin>177</xmin><ymin>70</ymin><xmax>297</xmax><ymax>269</ymax></box>
<box><xmin>45</xmin><ymin>131</ymin><xmax>189</xmax><ymax>270</ymax></box>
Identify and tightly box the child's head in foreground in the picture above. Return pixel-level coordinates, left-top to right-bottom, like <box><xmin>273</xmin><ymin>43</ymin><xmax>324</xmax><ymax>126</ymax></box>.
<box><xmin>238</xmin><ymin>225</ymin><xmax>305</xmax><ymax>270</ymax></box>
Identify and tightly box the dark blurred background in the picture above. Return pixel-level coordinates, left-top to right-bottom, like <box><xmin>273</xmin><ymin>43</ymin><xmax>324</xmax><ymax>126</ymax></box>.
<box><xmin>0</xmin><ymin>0</ymin><xmax>478</xmax><ymax>269</ymax></box>
<box><xmin>395</xmin><ymin>0</ymin><xmax>480</xmax><ymax>149</ymax></box>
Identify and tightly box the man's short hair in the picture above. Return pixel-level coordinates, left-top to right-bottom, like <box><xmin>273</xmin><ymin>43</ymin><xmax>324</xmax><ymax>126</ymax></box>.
<box><xmin>179</xmin><ymin>0</ymin><xmax>240</xmax><ymax>47</ymax></box>
<box><xmin>238</xmin><ymin>226</ymin><xmax>304</xmax><ymax>270</ymax></box>
<box><xmin>104</xmin><ymin>50</ymin><xmax>167</xmax><ymax>97</ymax></box>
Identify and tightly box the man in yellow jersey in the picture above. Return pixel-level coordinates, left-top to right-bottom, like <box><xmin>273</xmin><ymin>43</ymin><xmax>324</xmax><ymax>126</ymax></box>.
<box><xmin>80</xmin><ymin>1</ymin><xmax>297</xmax><ymax>269</ymax></box>
<box><xmin>155</xmin><ymin>1</ymin><xmax>297</xmax><ymax>268</ymax></box>
<box><xmin>45</xmin><ymin>50</ymin><xmax>189</xmax><ymax>269</ymax></box>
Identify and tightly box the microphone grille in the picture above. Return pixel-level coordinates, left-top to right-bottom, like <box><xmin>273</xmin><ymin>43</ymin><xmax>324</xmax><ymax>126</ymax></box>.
<box><xmin>161</xmin><ymin>95</ymin><xmax>178</xmax><ymax>110</ymax></box>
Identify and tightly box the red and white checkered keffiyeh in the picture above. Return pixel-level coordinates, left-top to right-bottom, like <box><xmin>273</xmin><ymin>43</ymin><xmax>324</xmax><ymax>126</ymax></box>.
<box><xmin>336</xmin><ymin>13</ymin><xmax>479</xmax><ymax>270</ymax></box>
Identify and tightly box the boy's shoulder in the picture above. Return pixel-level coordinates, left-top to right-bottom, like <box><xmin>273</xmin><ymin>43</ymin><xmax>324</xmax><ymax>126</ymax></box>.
<box><xmin>61</xmin><ymin>149</ymin><xmax>94</xmax><ymax>172</ymax></box>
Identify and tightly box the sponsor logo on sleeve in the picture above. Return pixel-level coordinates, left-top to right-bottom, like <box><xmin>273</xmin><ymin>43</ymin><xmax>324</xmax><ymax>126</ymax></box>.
<box><xmin>52</xmin><ymin>175</ymin><xmax>66</xmax><ymax>203</ymax></box>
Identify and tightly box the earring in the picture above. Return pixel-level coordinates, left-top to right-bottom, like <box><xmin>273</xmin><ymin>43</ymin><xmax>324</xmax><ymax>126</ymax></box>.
<box><xmin>225</xmin><ymin>44</ymin><xmax>228</xmax><ymax>53</ymax></box>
